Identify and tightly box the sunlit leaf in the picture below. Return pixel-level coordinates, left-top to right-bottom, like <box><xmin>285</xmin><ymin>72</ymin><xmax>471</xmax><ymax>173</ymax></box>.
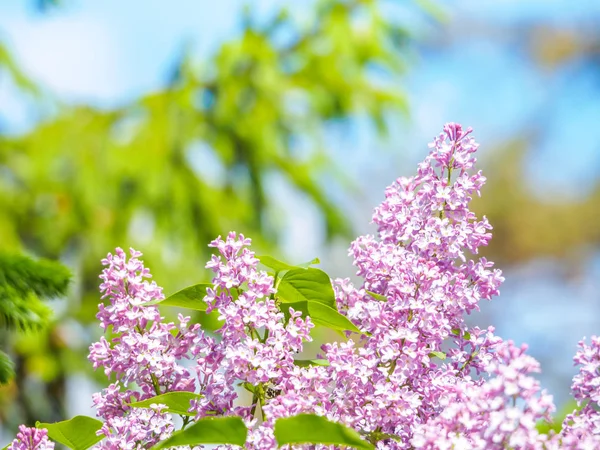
<box><xmin>274</xmin><ymin>413</ymin><xmax>374</xmax><ymax>449</ymax></box>
<box><xmin>277</xmin><ymin>268</ymin><xmax>335</xmax><ymax>308</ymax></box>
<box><xmin>128</xmin><ymin>391</ymin><xmax>203</xmax><ymax>416</ymax></box>
<box><xmin>283</xmin><ymin>300</ymin><xmax>362</xmax><ymax>334</ymax></box>
<box><xmin>429</xmin><ymin>351</ymin><xmax>446</xmax><ymax>360</ymax></box>
<box><xmin>148</xmin><ymin>283</ymin><xmax>211</xmax><ymax>311</ymax></box>
<box><xmin>36</xmin><ymin>416</ymin><xmax>103</xmax><ymax>450</ymax></box>
<box><xmin>151</xmin><ymin>416</ymin><xmax>247</xmax><ymax>449</ymax></box>
<box><xmin>257</xmin><ymin>255</ymin><xmax>298</xmax><ymax>272</ymax></box>
<box><xmin>297</xmin><ymin>257</ymin><xmax>320</xmax><ymax>268</ymax></box>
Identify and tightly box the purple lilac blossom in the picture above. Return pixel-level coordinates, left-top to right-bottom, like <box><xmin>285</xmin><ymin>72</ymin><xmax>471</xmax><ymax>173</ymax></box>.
<box><xmin>7</xmin><ymin>425</ymin><xmax>54</xmax><ymax>450</ymax></box>
<box><xmin>556</xmin><ymin>336</ymin><xmax>600</xmax><ymax>448</ymax></box>
<box><xmin>203</xmin><ymin>232</ymin><xmax>315</xmax><ymax>447</ymax></box>
<box><xmin>87</xmin><ymin>233</ymin><xmax>314</xmax><ymax>449</ymax></box>
<box><xmin>263</xmin><ymin>124</ymin><xmax>553</xmax><ymax>448</ymax></box>
<box><xmin>87</xmin><ymin>247</ymin><xmax>217</xmax><ymax>448</ymax></box>
<box><xmin>411</xmin><ymin>341</ymin><xmax>555</xmax><ymax>449</ymax></box>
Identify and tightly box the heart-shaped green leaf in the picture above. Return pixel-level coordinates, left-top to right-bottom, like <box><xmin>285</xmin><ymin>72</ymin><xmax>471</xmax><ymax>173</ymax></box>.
<box><xmin>274</xmin><ymin>414</ymin><xmax>374</xmax><ymax>450</ymax></box>
<box><xmin>277</xmin><ymin>268</ymin><xmax>335</xmax><ymax>308</ymax></box>
<box><xmin>308</xmin><ymin>302</ymin><xmax>362</xmax><ymax>334</ymax></box>
<box><xmin>282</xmin><ymin>301</ymin><xmax>362</xmax><ymax>334</ymax></box>
<box><xmin>36</xmin><ymin>416</ymin><xmax>103</xmax><ymax>450</ymax></box>
<box><xmin>150</xmin><ymin>416</ymin><xmax>247</xmax><ymax>449</ymax></box>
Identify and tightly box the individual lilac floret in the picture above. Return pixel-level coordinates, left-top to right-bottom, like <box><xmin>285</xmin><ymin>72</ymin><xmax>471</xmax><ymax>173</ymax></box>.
<box><xmin>7</xmin><ymin>425</ymin><xmax>54</xmax><ymax>450</ymax></box>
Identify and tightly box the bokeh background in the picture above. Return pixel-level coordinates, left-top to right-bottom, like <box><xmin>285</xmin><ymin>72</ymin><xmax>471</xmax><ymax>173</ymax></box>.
<box><xmin>1</xmin><ymin>0</ymin><xmax>599</xmax><ymax>442</ymax></box>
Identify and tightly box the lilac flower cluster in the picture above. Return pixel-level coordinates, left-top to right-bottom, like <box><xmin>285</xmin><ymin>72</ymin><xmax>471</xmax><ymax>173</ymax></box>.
<box><xmin>412</xmin><ymin>341</ymin><xmax>555</xmax><ymax>449</ymax></box>
<box><xmin>262</xmin><ymin>124</ymin><xmax>550</xmax><ymax>447</ymax></box>
<box><xmin>8</xmin><ymin>124</ymin><xmax>600</xmax><ymax>449</ymax></box>
<box><xmin>7</xmin><ymin>425</ymin><xmax>54</xmax><ymax>450</ymax></box>
<box><xmin>88</xmin><ymin>248</ymin><xmax>219</xmax><ymax>449</ymax></box>
<box><xmin>85</xmin><ymin>233</ymin><xmax>312</xmax><ymax>449</ymax></box>
<box><xmin>204</xmin><ymin>233</ymin><xmax>314</xmax><ymax>447</ymax></box>
<box><xmin>557</xmin><ymin>337</ymin><xmax>600</xmax><ymax>448</ymax></box>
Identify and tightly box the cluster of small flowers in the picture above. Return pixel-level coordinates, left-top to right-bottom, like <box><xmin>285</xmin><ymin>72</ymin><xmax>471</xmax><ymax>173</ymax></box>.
<box><xmin>87</xmin><ymin>248</ymin><xmax>219</xmax><ymax>449</ymax></box>
<box><xmin>557</xmin><ymin>337</ymin><xmax>600</xmax><ymax>448</ymax></box>
<box><xmin>262</xmin><ymin>124</ymin><xmax>554</xmax><ymax>448</ymax></box>
<box><xmin>7</xmin><ymin>426</ymin><xmax>54</xmax><ymax>450</ymax></box>
<box><xmin>8</xmin><ymin>124</ymin><xmax>600</xmax><ymax>449</ymax></box>
<box><xmin>412</xmin><ymin>341</ymin><xmax>555</xmax><ymax>449</ymax></box>
<box><xmin>204</xmin><ymin>233</ymin><xmax>314</xmax><ymax>447</ymax></box>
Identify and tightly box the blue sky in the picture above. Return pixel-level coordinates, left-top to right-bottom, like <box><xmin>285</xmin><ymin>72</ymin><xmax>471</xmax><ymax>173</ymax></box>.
<box><xmin>1</xmin><ymin>0</ymin><xmax>600</xmax><ymax>409</ymax></box>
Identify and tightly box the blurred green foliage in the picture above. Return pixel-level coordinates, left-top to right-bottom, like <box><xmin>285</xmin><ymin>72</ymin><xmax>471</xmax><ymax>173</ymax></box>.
<box><xmin>0</xmin><ymin>0</ymin><xmax>425</xmax><ymax>428</ymax></box>
<box><xmin>0</xmin><ymin>42</ymin><xmax>41</xmax><ymax>98</ymax></box>
<box><xmin>0</xmin><ymin>253</ymin><xmax>69</xmax><ymax>333</ymax></box>
<box><xmin>1</xmin><ymin>0</ymin><xmax>413</xmax><ymax>303</ymax></box>
<box><xmin>0</xmin><ymin>253</ymin><xmax>69</xmax><ymax>400</ymax></box>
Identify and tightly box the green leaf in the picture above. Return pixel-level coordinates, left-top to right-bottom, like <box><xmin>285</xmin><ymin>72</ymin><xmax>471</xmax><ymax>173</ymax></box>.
<box><xmin>257</xmin><ymin>255</ymin><xmax>298</xmax><ymax>272</ymax></box>
<box><xmin>297</xmin><ymin>257</ymin><xmax>320</xmax><ymax>268</ymax></box>
<box><xmin>148</xmin><ymin>283</ymin><xmax>211</xmax><ymax>311</ymax></box>
<box><xmin>0</xmin><ymin>351</ymin><xmax>15</xmax><ymax>384</ymax></box>
<box><xmin>537</xmin><ymin>399</ymin><xmax>580</xmax><ymax>435</ymax></box>
<box><xmin>308</xmin><ymin>302</ymin><xmax>363</xmax><ymax>334</ymax></box>
<box><xmin>429</xmin><ymin>351</ymin><xmax>446</xmax><ymax>360</ymax></box>
<box><xmin>128</xmin><ymin>391</ymin><xmax>203</xmax><ymax>416</ymax></box>
<box><xmin>274</xmin><ymin>414</ymin><xmax>374</xmax><ymax>450</ymax></box>
<box><xmin>0</xmin><ymin>253</ymin><xmax>70</xmax><ymax>332</ymax></box>
<box><xmin>195</xmin><ymin>309</ymin><xmax>225</xmax><ymax>333</ymax></box>
<box><xmin>365</xmin><ymin>290</ymin><xmax>387</xmax><ymax>302</ymax></box>
<box><xmin>36</xmin><ymin>416</ymin><xmax>103</xmax><ymax>450</ymax></box>
<box><xmin>283</xmin><ymin>301</ymin><xmax>362</xmax><ymax>335</ymax></box>
<box><xmin>150</xmin><ymin>416</ymin><xmax>247</xmax><ymax>449</ymax></box>
<box><xmin>277</xmin><ymin>268</ymin><xmax>335</xmax><ymax>308</ymax></box>
<box><xmin>293</xmin><ymin>359</ymin><xmax>329</xmax><ymax>367</ymax></box>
